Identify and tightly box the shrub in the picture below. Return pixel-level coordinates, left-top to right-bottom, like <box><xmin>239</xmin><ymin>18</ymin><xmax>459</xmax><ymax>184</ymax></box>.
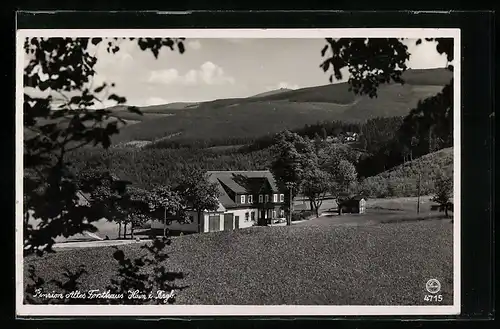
<box><xmin>292</xmin><ymin>210</ymin><xmax>315</xmax><ymax>221</ymax></box>
<box><xmin>431</xmin><ymin>171</ymin><xmax>453</xmax><ymax>217</ymax></box>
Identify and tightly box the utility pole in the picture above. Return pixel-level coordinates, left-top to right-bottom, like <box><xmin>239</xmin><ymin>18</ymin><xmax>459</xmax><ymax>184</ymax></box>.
<box><xmin>410</xmin><ymin>155</ymin><xmax>422</xmax><ymax>215</ymax></box>
<box><xmin>288</xmin><ymin>185</ymin><xmax>293</xmax><ymax>226</ymax></box>
<box><xmin>286</xmin><ymin>182</ymin><xmax>293</xmax><ymax>226</ymax></box>
<box><xmin>417</xmin><ymin>172</ymin><xmax>421</xmax><ymax>214</ymax></box>
<box><xmin>163</xmin><ymin>206</ymin><xmax>167</xmax><ymax>238</ymax></box>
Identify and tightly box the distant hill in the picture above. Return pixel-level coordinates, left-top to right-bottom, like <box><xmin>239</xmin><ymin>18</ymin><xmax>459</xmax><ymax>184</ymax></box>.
<box><xmin>249</xmin><ymin>88</ymin><xmax>293</xmax><ymax>98</ymax></box>
<box><xmin>109</xmin><ymin>68</ymin><xmax>452</xmax><ymax>145</ymax></box>
<box><xmin>357</xmin><ymin>147</ymin><xmax>454</xmax><ymax>198</ymax></box>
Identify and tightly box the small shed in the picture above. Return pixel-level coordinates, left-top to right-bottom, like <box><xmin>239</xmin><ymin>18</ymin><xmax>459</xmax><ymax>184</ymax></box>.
<box><xmin>337</xmin><ymin>195</ymin><xmax>367</xmax><ymax>215</ymax></box>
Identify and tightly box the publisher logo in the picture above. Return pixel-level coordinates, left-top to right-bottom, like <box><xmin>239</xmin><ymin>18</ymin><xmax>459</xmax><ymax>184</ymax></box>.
<box><xmin>425</xmin><ymin>279</ymin><xmax>441</xmax><ymax>294</ymax></box>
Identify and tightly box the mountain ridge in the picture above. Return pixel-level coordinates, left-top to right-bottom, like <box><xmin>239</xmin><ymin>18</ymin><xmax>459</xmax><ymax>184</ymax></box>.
<box><xmin>109</xmin><ymin>68</ymin><xmax>452</xmax><ymax>145</ymax></box>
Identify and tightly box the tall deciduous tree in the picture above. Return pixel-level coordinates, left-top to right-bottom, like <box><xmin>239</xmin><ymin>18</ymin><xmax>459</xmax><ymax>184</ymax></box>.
<box><xmin>175</xmin><ymin>168</ymin><xmax>220</xmax><ymax>232</ymax></box>
<box><xmin>330</xmin><ymin>159</ymin><xmax>358</xmax><ymax>197</ymax></box>
<box><xmin>270</xmin><ymin>130</ymin><xmax>317</xmax><ymax>225</ymax></box>
<box><xmin>301</xmin><ymin>165</ymin><xmax>332</xmax><ymax>218</ymax></box>
<box><xmin>431</xmin><ymin>171</ymin><xmax>453</xmax><ymax>217</ymax></box>
<box><xmin>318</xmin><ymin>144</ymin><xmax>358</xmax><ymax>201</ymax></box>
<box><xmin>122</xmin><ymin>186</ymin><xmax>152</xmax><ymax>239</ymax></box>
<box><xmin>147</xmin><ymin>185</ymin><xmax>184</xmax><ymax>237</ymax></box>
<box><xmin>76</xmin><ymin>169</ymin><xmax>130</xmax><ymax>239</ymax></box>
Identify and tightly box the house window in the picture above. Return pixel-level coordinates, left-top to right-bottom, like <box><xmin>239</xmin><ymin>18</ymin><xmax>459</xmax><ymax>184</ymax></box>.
<box><xmin>272</xmin><ymin>210</ymin><xmax>276</xmax><ymax>218</ymax></box>
<box><xmin>273</xmin><ymin>194</ymin><xmax>278</xmax><ymax>203</ymax></box>
<box><xmin>240</xmin><ymin>195</ymin><xmax>246</xmax><ymax>204</ymax></box>
<box><xmin>251</xmin><ymin>212</ymin><xmax>255</xmax><ymax>221</ymax></box>
<box><xmin>245</xmin><ymin>212</ymin><xmax>249</xmax><ymax>221</ymax></box>
<box><xmin>265</xmin><ymin>195</ymin><xmax>269</xmax><ymax>203</ymax></box>
<box><xmin>259</xmin><ymin>194</ymin><xmax>263</xmax><ymax>203</ymax></box>
<box><xmin>248</xmin><ymin>195</ymin><xmax>253</xmax><ymax>203</ymax></box>
<box><xmin>279</xmin><ymin>209</ymin><xmax>284</xmax><ymax>217</ymax></box>
<box><xmin>189</xmin><ymin>215</ymin><xmax>194</xmax><ymax>222</ymax></box>
<box><xmin>279</xmin><ymin>194</ymin><xmax>284</xmax><ymax>202</ymax></box>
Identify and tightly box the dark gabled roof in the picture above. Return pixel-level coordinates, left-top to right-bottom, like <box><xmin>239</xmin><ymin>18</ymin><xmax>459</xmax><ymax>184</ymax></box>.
<box><xmin>214</xmin><ymin>181</ymin><xmax>237</xmax><ymax>208</ymax></box>
<box><xmin>348</xmin><ymin>195</ymin><xmax>366</xmax><ymax>201</ymax></box>
<box><xmin>207</xmin><ymin>170</ymin><xmax>280</xmax><ymax>208</ymax></box>
<box><xmin>338</xmin><ymin>195</ymin><xmax>367</xmax><ymax>205</ymax></box>
<box><xmin>207</xmin><ymin>171</ymin><xmax>279</xmax><ymax>193</ymax></box>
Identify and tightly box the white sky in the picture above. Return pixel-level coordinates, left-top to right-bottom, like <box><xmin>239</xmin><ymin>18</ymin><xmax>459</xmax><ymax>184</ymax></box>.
<box><xmin>28</xmin><ymin>38</ymin><xmax>450</xmax><ymax>107</ymax></box>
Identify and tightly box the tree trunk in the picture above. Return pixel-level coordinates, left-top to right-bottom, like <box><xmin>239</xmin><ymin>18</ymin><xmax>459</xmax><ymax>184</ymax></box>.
<box><xmin>417</xmin><ymin>173</ymin><xmax>421</xmax><ymax>214</ymax></box>
<box><xmin>118</xmin><ymin>222</ymin><xmax>122</xmax><ymax>239</ymax></box>
<box><xmin>198</xmin><ymin>210</ymin><xmax>202</xmax><ymax>233</ymax></box>
<box><xmin>131</xmin><ymin>224</ymin><xmax>134</xmax><ymax>239</ymax></box>
<box><xmin>314</xmin><ymin>204</ymin><xmax>319</xmax><ymax>218</ymax></box>
<box><xmin>123</xmin><ymin>223</ymin><xmax>127</xmax><ymax>239</ymax></box>
<box><xmin>163</xmin><ymin>207</ymin><xmax>167</xmax><ymax>237</ymax></box>
<box><xmin>444</xmin><ymin>204</ymin><xmax>449</xmax><ymax>218</ymax></box>
<box><xmin>309</xmin><ymin>200</ymin><xmax>314</xmax><ymax>211</ymax></box>
<box><xmin>287</xmin><ymin>187</ymin><xmax>293</xmax><ymax>226</ymax></box>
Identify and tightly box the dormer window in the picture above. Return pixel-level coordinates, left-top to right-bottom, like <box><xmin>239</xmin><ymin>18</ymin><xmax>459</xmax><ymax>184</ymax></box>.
<box><xmin>240</xmin><ymin>195</ymin><xmax>246</xmax><ymax>204</ymax></box>
<box><xmin>273</xmin><ymin>194</ymin><xmax>278</xmax><ymax>203</ymax></box>
<box><xmin>279</xmin><ymin>194</ymin><xmax>284</xmax><ymax>202</ymax></box>
<box><xmin>259</xmin><ymin>195</ymin><xmax>263</xmax><ymax>203</ymax></box>
<box><xmin>265</xmin><ymin>195</ymin><xmax>269</xmax><ymax>203</ymax></box>
<box><xmin>248</xmin><ymin>195</ymin><xmax>253</xmax><ymax>203</ymax></box>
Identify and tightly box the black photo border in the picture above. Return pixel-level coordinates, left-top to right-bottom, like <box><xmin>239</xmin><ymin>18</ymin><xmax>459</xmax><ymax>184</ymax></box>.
<box><xmin>5</xmin><ymin>9</ymin><xmax>495</xmax><ymax>328</ymax></box>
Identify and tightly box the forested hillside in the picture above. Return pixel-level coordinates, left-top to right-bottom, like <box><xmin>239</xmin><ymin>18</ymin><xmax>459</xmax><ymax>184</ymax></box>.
<box><xmin>106</xmin><ymin>68</ymin><xmax>452</xmax><ymax>145</ymax></box>
<box><xmin>66</xmin><ymin>68</ymin><xmax>453</xmax><ymax>192</ymax></box>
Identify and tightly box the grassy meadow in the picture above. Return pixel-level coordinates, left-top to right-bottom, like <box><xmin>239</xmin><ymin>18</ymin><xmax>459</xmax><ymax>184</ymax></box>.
<box><xmin>25</xmin><ymin>212</ymin><xmax>453</xmax><ymax>305</ymax></box>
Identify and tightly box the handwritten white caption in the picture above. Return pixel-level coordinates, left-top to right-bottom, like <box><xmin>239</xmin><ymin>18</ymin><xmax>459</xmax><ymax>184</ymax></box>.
<box><xmin>33</xmin><ymin>288</ymin><xmax>176</xmax><ymax>303</ymax></box>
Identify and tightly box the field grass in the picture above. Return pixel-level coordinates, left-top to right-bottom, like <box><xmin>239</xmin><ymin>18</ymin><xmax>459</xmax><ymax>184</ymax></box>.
<box><xmin>44</xmin><ymin>196</ymin><xmax>439</xmax><ymax>243</ymax></box>
<box><xmin>25</xmin><ymin>216</ymin><xmax>453</xmax><ymax>305</ymax></box>
<box><xmin>109</xmin><ymin>68</ymin><xmax>451</xmax><ymax>144</ymax></box>
<box><xmin>295</xmin><ymin>194</ymin><xmax>436</xmax><ymax>214</ymax></box>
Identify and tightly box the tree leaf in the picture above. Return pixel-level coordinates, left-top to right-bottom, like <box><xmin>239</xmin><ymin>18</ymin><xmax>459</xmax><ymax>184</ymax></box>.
<box><xmin>108</xmin><ymin>94</ymin><xmax>127</xmax><ymax>104</ymax></box>
<box><xmin>91</xmin><ymin>38</ymin><xmax>102</xmax><ymax>46</ymax></box>
<box><xmin>127</xmin><ymin>106</ymin><xmax>143</xmax><ymax>116</ymax></box>
<box><xmin>113</xmin><ymin>249</ymin><xmax>125</xmax><ymax>261</ymax></box>
<box><xmin>321</xmin><ymin>45</ymin><xmax>329</xmax><ymax>57</ymax></box>
<box><xmin>177</xmin><ymin>42</ymin><xmax>185</xmax><ymax>54</ymax></box>
<box><xmin>94</xmin><ymin>83</ymin><xmax>107</xmax><ymax>93</ymax></box>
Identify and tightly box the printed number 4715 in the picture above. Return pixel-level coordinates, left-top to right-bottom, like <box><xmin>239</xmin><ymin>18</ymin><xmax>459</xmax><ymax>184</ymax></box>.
<box><xmin>424</xmin><ymin>295</ymin><xmax>443</xmax><ymax>302</ymax></box>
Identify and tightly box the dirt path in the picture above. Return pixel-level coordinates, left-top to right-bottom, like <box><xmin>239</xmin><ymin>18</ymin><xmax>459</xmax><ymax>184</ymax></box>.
<box><xmin>53</xmin><ymin>239</ymin><xmax>153</xmax><ymax>249</ymax></box>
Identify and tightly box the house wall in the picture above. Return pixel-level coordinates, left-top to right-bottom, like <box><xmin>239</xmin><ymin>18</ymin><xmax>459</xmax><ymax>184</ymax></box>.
<box><xmin>236</xmin><ymin>193</ymin><xmax>285</xmax><ymax>207</ymax></box>
<box><xmin>225</xmin><ymin>208</ymin><xmax>258</xmax><ymax>229</ymax></box>
<box><xmin>203</xmin><ymin>212</ymin><xmax>219</xmax><ymax>232</ymax></box>
<box><xmin>202</xmin><ymin>211</ymin><xmax>235</xmax><ymax>232</ymax></box>
<box><xmin>151</xmin><ymin>205</ymin><xmax>285</xmax><ymax>233</ymax></box>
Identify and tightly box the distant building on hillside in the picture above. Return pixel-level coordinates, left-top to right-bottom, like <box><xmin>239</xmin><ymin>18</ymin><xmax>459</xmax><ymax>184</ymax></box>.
<box><xmin>337</xmin><ymin>195</ymin><xmax>367</xmax><ymax>215</ymax></box>
<box><xmin>344</xmin><ymin>132</ymin><xmax>359</xmax><ymax>142</ymax></box>
<box><xmin>151</xmin><ymin>170</ymin><xmax>287</xmax><ymax>233</ymax></box>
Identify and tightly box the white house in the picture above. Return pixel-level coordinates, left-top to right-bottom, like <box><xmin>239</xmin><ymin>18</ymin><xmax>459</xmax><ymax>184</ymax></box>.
<box><xmin>151</xmin><ymin>170</ymin><xmax>286</xmax><ymax>233</ymax></box>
